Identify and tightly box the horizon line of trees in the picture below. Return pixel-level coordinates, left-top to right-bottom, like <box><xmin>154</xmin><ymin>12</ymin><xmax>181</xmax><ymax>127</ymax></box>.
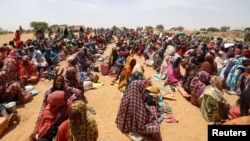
<box><xmin>0</xmin><ymin>21</ymin><xmax>249</xmax><ymax>35</ymax></box>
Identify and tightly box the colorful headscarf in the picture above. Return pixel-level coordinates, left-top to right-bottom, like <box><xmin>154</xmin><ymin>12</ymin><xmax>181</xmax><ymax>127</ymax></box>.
<box><xmin>124</xmin><ymin>57</ymin><xmax>135</xmax><ymax>74</ymax></box>
<box><xmin>68</xmin><ymin>100</ymin><xmax>98</xmax><ymax>141</ymax></box>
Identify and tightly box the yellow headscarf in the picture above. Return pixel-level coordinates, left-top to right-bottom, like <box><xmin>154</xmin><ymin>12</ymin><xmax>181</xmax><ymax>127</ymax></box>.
<box><xmin>124</xmin><ymin>57</ymin><xmax>135</xmax><ymax>74</ymax></box>
<box><xmin>68</xmin><ymin>100</ymin><xmax>98</xmax><ymax>141</ymax></box>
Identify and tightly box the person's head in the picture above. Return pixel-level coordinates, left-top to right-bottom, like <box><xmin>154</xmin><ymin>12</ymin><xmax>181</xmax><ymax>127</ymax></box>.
<box><xmin>52</xmin><ymin>75</ymin><xmax>64</xmax><ymax>90</ymax></box>
<box><xmin>210</xmin><ymin>75</ymin><xmax>226</xmax><ymax>90</ymax></box>
<box><xmin>22</xmin><ymin>55</ymin><xmax>30</xmax><ymax>66</ymax></box>
<box><xmin>205</xmin><ymin>53</ymin><xmax>214</xmax><ymax>64</ymax></box>
<box><xmin>127</xmin><ymin>71</ymin><xmax>144</xmax><ymax>88</ymax></box>
<box><xmin>34</xmin><ymin>50</ymin><xmax>42</xmax><ymax>59</ymax></box>
<box><xmin>16</xmin><ymin>30</ymin><xmax>20</xmax><ymax>34</ymax></box>
<box><xmin>172</xmin><ymin>55</ymin><xmax>182</xmax><ymax>68</ymax></box>
<box><xmin>45</xmin><ymin>48</ymin><xmax>52</xmax><ymax>54</ymax></box>
<box><xmin>130</xmin><ymin>59</ymin><xmax>136</xmax><ymax>69</ymax></box>
<box><xmin>68</xmin><ymin>100</ymin><xmax>87</xmax><ymax>132</ymax></box>
<box><xmin>65</xmin><ymin>67</ymin><xmax>77</xmax><ymax>80</ymax></box>
<box><xmin>234</xmin><ymin>47</ymin><xmax>242</xmax><ymax>56</ymax></box>
<box><xmin>242</xmin><ymin>48</ymin><xmax>250</xmax><ymax>58</ymax></box>
<box><xmin>47</xmin><ymin>90</ymin><xmax>67</xmax><ymax>109</ymax></box>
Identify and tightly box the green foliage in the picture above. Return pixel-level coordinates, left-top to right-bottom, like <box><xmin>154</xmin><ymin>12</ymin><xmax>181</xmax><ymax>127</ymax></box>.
<box><xmin>220</xmin><ymin>26</ymin><xmax>230</xmax><ymax>32</ymax></box>
<box><xmin>155</xmin><ymin>24</ymin><xmax>164</xmax><ymax>32</ymax></box>
<box><xmin>49</xmin><ymin>24</ymin><xmax>60</xmax><ymax>30</ymax></box>
<box><xmin>0</xmin><ymin>27</ymin><xmax>10</xmax><ymax>35</ymax></box>
<box><xmin>175</xmin><ymin>26</ymin><xmax>184</xmax><ymax>31</ymax></box>
<box><xmin>245</xmin><ymin>27</ymin><xmax>250</xmax><ymax>31</ymax></box>
<box><xmin>30</xmin><ymin>21</ymin><xmax>49</xmax><ymax>31</ymax></box>
<box><xmin>111</xmin><ymin>25</ymin><xmax>119</xmax><ymax>31</ymax></box>
<box><xmin>207</xmin><ymin>27</ymin><xmax>219</xmax><ymax>32</ymax></box>
<box><xmin>145</xmin><ymin>26</ymin><xmax>154</xmax><ymax>30</ymax></box>
<box><xmin>200</xmin><ymin>28</ymin><xmax>207</xmax><ymax>31</ymax></box>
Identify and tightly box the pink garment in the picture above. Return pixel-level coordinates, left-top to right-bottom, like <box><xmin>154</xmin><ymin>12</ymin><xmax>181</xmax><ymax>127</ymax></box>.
<box><xmin>166</xmin><ymin>63</ymin><xmax>181</xmax><ymax>84</ymax></box>
<box><xmin>37</xmin><ymin>91</ymin><xmax>68</xmax><ymax>138</ymax></box>
<box><xmin>228</xmin><ymin>104</ymin><xmax>241</xmax><ymax>120</ymax></box>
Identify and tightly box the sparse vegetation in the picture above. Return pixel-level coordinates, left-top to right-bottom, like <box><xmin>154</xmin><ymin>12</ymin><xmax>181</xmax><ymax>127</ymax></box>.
<box><xmin>155</xmin><ymin>24</ymin><xmax>164</xmax><ymax>32</ymax></box>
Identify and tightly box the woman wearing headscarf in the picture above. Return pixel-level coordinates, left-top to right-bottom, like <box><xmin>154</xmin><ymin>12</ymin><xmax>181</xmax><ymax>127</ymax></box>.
<box><xmin>182</xmin><ymin>49</ymin><xmax>199</xmax><ymax>94</ymax></box>
<box><xmin>64</xmin><ymin>56</ymin><xmax>81</xmax><ymax>82</ymax></box>
<box><xmin>190</xmin><ymin>71</ymin><xmax>210</xmax><ymax>106</ymax></box>
<box><xmin>118</xmin><ymin>57</ymin><xmax>136</xmax><ymax>92</ymax></box>
<box><xmin>115</xmin><ymin>80</ymin><xmax>162</xmax><ymax>141</ymax></box>
<box><xmin>32</xmin><ymin>50</ymin><xmax>48</xmax><ymax>77</ymax></box>
<box><xmin>29</xmin><ymin>90</ymin><xmax>68</xmax><ymax>141</ymax></box>
<box><xmin>159</xmin><ymin>45</ymin><xmax>175</xmax><ymax>79</ymax></box>
<box><xmin>41</xmin><ymin>75</ymin><xmax>83</xmax><ymax>110</ymax></box>
<box><xmin>199</xmin><ymin>54</ymin><xmax>218</xmax><ymax>75</ymax></box>
<box><xmin>165</xmin><ymin>54</ymin><xmax>183</xmax><ymax>85</ymax></box>
<box><xmin>19</xmin><ymin>55</ymin><xmax>39</xmax><ymax>85</ymax></box>
<box><xmin>55</xmin><ymin>100</ymin><xmax>98</xmax><ymax>141</ymax></box>
<box><xmin>8</xmin><ymin>49</ymin><xmax>23</xmax><ymax>72</ymax></box>
<box><xmin>42</xmin><ymin>48</ymin><xmax>59</xmax><ymax>67</ymax></box>
<box><xmin>75</xmin><ymin>49</ymin><xmax>99</xmax><ymax>83</ymax></box>
<box><xmin>225</xmin><ymin>56</ymin><xmax>247</xmax><ymax>92</ymax></box>
<box><xmin>0</xmin><ymin>58</ymin><xmax>33</xmax><ymax>104</ymax></box>
<box><xmin>235</xmin><ymin>65</ymin><xmax>250</xmax><ymax>95</ymax></box>
<box><xmin>214</xmin><ymin>51</ymin><xmax>227</xmax><ymax>73</ymax></box>
<box><xmin>198</xmin><ymin>76</ymin><xmax>229</xmax><ymax>124</ymax></box>
<box><xmin>218</xmin><ymin>58</ymin><xmax>235</xmax><ymax>80</ymax></box>
<box><xmin>64</xmin><ymin>67</ymin><xmax>84</xmax><ymax>97</ymax></box>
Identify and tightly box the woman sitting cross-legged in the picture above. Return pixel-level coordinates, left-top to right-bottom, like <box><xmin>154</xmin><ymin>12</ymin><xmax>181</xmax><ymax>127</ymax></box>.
<box><xmin>19</xmin><ymin>55</ymin><xmax>40</xmax><ymax>85</ymax></box>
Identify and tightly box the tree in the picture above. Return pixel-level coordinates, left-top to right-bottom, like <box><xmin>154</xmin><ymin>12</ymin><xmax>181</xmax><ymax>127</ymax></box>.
<box><xmin>30</xmin><ymin>21</ymin><xmax>49</xmax><ymax>31</ymax></box>
<box><xmin>220</xmin><ymin>26</ymin><xmax>230</xmax><ymax>32</ymax></box>
<box><xmin>145</xmin><ymin>26</ymin><xmax>154</xmax><ymax>30</ymax></box>
<box><xmin>245</xmin><ymin>27</ymin><xmax>250</xmax><ymax>31</ymax></box>
<box><xmin>175</xmin><ymin>26</ymin><xmax>184</xmax><ymax>31</ymax></box>
<box><xmin>49</xmin><ymin>24</ymin><xmax>60</xmax><ymax>30</ymax></box>
<box><xmin>200</xmin><ymin>28</ymin><xmax>207</xmax><ymax>32</ymax></box>
<box><xmin>111</xmin><ymin>25</ymin><xmax>119</xmax><ymax>31</ymax></box>
<box><xmin>155</xmin><ymin>24</ymin><xmax>164</xmax><ymax>32</ymax></box>
<box><xmin>207</xmin><ymin>27</ymin><xmax>219</xmax><ymax>32</ymax></box>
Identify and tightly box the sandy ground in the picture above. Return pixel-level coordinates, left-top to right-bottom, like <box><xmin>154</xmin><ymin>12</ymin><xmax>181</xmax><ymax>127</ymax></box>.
<box><xmin>0</xmin><ymin>33</ymin><xmax>239</xmax><ymax>141</ymax></box>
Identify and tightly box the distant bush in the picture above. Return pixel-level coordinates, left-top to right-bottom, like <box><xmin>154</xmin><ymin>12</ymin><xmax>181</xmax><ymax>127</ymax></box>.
<box><xmin>207</xmin><ymin>27</ymin><xmax>219</xmax><ymax>32</ymax></box>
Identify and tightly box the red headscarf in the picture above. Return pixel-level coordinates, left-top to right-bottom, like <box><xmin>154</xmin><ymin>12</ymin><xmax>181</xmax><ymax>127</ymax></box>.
<box><xmin>37</xmin><ymin>90</ymin><xmax>68</xmax><ymax>137</ymax></box>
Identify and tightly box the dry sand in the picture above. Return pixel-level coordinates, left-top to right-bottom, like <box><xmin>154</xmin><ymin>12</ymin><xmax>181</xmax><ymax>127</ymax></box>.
<box><xmin>0</xmin><ymin>33</ymin><xmax>239</xmax><ymax>141</ymax></box>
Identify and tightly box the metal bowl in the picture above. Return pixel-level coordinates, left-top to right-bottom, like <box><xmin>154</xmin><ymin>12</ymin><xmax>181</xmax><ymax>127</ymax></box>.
<box><xmin>4</xmin><ymin>101</ymin><xmax>17</xmax><ymax>113</ymax></box>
